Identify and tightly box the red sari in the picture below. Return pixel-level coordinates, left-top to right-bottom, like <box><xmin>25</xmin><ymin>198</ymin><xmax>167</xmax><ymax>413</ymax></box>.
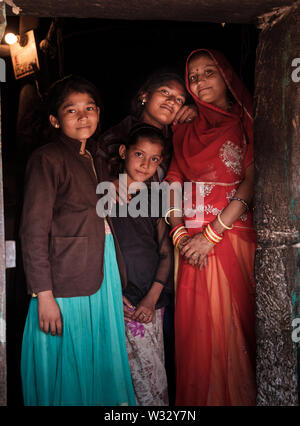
<box><xmin>166</xmin><ymin>49</ymin><xmax>256</xmax><ymax>406</ymax></box>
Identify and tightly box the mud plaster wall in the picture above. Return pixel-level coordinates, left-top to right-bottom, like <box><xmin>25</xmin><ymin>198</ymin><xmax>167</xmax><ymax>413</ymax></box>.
<box><xmin>254</xmin><ymin>6</ymin><xmax>300</xmax><ymax>405</ymax></box>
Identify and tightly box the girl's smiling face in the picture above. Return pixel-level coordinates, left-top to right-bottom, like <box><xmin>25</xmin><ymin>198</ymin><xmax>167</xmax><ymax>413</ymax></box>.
<box><xmin>49</xmin><ymin>91</ymin><xmax>100</xmax><ymax>142</ymax></box>
<box><xmin>119</xmin><ymin>137</ymin><xmax>163</xmax><ymax>186</ymax></box>
<box><xmin>141</xmin><ymin>80</ymin><xmax>186</xmax><ymax>128</ymax></box>
<box><xmin>188</xmin><ymin>54</ymin><xmax>228</xmax><ymax>110</ymax></box>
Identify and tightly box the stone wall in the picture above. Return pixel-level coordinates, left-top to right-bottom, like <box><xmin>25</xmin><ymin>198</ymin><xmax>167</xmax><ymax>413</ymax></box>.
<box><xmin>254</xmin><ymin>5</ymin><xmax>300</xmax><ymax>405</ymax></box>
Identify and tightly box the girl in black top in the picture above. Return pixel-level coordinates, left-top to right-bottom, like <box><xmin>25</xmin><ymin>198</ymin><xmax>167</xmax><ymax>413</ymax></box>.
<box><xmin>109</xmin><ymin>124</ymin><xmax>173</xmax><ymax>406</ymax></box>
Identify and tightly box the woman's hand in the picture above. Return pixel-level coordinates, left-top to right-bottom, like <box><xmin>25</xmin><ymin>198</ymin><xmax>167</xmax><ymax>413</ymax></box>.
<box><xmin>173</xmin><ymin>104</ymin><xmax>198</xmax><ymax>125</ymax></box>
<box><xmin>132</xmin><ymin>294</ymin><xmax>156</xmax><ymax>324</ymax></box>
<box><xmin>37</xmin><ymin>290</ymin><xmax>62</xmax><ymax>336</ymax></box>
<box><xmin>180</xmin><ymin>232</ymin><xmax>214</xmax><ymax>269</ymax></box>
<box><xmin>177</xmin><ymin>235</ymin><xmax>191</xmax><ymax>253</ymax></box>
<box><xmin>123</xmin><ymin>295</ymin><xmax>135</xmax><ymax>322</ymax></box>
<box><xmin>177</xmin><ymin>235</ymin><xmax>208</xmax><ymax>268</ymax></box>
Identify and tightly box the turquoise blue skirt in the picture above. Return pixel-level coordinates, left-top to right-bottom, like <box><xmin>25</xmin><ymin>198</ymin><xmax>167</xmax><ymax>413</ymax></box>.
<box><xmin>21</xmin><ymin>233</ymin><xmax>136</xmax><ymax>406</ymax></box>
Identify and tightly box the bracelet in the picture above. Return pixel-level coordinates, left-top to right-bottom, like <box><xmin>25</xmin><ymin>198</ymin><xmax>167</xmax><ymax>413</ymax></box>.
<box><xmin>164</xmin><ymin>207</ymin><xmax>183</xmax><ymax>225</ymax></box>
<box><xmin>202</xmin><ymin>230</ymin><xmax>216</xmax><ymax>245</ymax></box>
<box><xmin>172</xmin><ymin>227</ymin><xmax>187</xmax><ymax>242</ymax></box>
<box><xmin>165</xmin><ymin>207</ymin><xmax>183</xmax><ymax>218</ymax></box>
<box><xmin>175</xmin><ymin>233</ymin><xmax>189</xmax><ymax>249</ymax></box>
<box><xmin>217</xmin><ymin>213</ymin><xmax>234</xmax><ymax>230</ymax></box>
<box><xmin>169</xmin><ymin>222</ymin><xmax>185</xmax><ymax>237</ymax></box>
<box><xmin>207</xmin><ymin>223</ymin><xmax>223</xmax><ymax>239</ymax></box>
<box><xmin>172</xmin><ymin>225</ymin><xmax>186</xmax><ymax>237</ymax></box>
<box><xmin>203</xmin><ymin>227</ymin><xmax>218</xmax><ymax>244</ymax></box>
<box><xmin>173</xmin><ymin>227</ymin><xmax>189</xmax><ymax>246</ymax></box>
<box><xmin>205</xmin><ymin>224</ymin><xmax>223</xmax><ymax>244</ymax></box>
<box><xmin>230</xmin><ymin>197</ymin><xmax>249</xmax><ymax>212</ymax></box>
<box><xmin>173</xmin><ymin>230</ymin><xmax>189</xmax><ymax>247</ymax></box>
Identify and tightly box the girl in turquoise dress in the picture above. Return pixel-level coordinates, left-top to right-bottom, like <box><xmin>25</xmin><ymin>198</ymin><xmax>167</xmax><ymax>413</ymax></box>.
<box><xmin>20</xmin><ymin>75</ymin><xmax>135</xmax><ymax>406</ymax></box>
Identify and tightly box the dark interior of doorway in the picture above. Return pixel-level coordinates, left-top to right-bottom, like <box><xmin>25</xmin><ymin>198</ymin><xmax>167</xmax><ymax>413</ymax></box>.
<box><xmin>1</xmin><ymin>17</ymin><xmax>259</xmax><ymax>406</ymax></box>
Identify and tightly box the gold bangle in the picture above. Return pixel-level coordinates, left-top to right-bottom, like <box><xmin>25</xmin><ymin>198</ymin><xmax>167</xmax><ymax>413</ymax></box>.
<box><xmin>206</xmin><ymin>224</ymin><xmax>223</xmax><ymax>243</ymax></box>
<box><xmin>172</xmin><ymin>226</ymin><xmax>186</xmax><ymax>240</ymax></box>
<box><xmin>173</xmin><ymin>230</ymin><xmax>189</xmax><ymax>245</ymax></box>
<box><xmin>165</xmin><ymin>216</ymin><xmax>171</xmax><ymax>225</ymax></box>
<box><xmin>164</xmin><ymin>207</ymin><xmax>183</xmax><ymax>225</ymax></box>
<box><xmin>217</xmin><ymin>213</ymin><xmax>233</xmax><ymax>230</ymax></box>
<box><xmin>205</xmin><ymin>228</ymin><xmax>221</xmax><ymax>244</ymax></box>
<box><xmin>207</xmin><ymin>223</ymin><xmax>223</xmax><ymax>239</ymax></box>
<box><xmin>202</xmin><ymin>230</ymin><xmax>216</xmax><ymax>245</ymax></box>
<box><xmin>175</xmin><ymin>234</ymin><xmax>189</xmax><ymax>248</ymax></box>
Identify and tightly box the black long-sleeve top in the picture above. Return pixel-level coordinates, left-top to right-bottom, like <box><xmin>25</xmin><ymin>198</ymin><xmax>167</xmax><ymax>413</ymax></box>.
<box><xmin>110</xmin><ymin>189</ymin><xmax>173</xmax><ymax>309</ymax></box>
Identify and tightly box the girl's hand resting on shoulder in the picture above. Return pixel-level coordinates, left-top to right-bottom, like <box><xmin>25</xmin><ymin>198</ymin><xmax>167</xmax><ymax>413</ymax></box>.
<box><xmin>37</xmin><ymin>290</ymin><xmax>62</xmax><ymax>336</ymax></box>
<box><xmin>180</xmin><ymin>232</ymin><xmax>214</xmax><ymax>270</ymax></box>
<box><xmin>173</xmin><ymin>104</ymin><xmax>198</xmax><ymax>125</ymax></box>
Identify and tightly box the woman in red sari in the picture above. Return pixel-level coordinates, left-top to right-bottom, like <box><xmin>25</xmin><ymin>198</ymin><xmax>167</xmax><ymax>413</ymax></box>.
<box><xmin>165</xmin><ymin>49</ymin><xmax>256</xmax><ymax>406</ymax></box>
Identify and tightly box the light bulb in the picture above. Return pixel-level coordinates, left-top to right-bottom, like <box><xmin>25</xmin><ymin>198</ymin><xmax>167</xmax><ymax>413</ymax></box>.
<box><xmin>5</xmin><ymin>33</ymin><xmax>18</xmax><ymax>45</ymax></box>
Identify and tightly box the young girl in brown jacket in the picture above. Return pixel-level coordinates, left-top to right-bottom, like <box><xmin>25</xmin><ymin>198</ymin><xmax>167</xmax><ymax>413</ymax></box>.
<box><xmin>20</xmin><ymin>75</ymin><xmax>135</xmax><ymax>406</ymax></box>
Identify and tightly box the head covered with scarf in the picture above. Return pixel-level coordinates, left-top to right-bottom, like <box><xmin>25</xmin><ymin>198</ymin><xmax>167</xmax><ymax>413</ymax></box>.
<box><xmin>166</xmin><ymin>48</ymin><xmax>254</xmax><ymax>185</ymax></box>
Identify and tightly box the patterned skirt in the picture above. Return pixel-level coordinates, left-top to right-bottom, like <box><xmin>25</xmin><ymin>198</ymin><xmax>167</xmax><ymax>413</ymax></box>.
<box><xmin>125</xmin><ymin>308</ymin><xmax>169</xmax><ymax>406</ymax></box>
<box><xmin>21</xmin><ymin>231</ymin><xmax>136</xmax><ymax>406</ymax></box>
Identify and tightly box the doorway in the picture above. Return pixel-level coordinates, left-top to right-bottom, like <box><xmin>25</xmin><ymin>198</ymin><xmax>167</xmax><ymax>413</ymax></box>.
<box><xmin>1</xmin><ymin>17</ymin><xmax>259</xmax><ymax>406</ymax></box>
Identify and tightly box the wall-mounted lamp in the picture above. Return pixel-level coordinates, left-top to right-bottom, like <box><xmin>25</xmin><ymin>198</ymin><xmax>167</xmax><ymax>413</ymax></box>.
<box><xmin>4</xmin><ymin>32</ymin><xmax>18</xmax><ymax>45</ymax></box>
<box><xmin>4</xmin><ymin>31</ymin><xmax>28</xmax><ymax>47</ymax></box>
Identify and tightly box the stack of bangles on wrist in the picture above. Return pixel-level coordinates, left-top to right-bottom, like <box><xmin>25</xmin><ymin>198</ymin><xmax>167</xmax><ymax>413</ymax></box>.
<box><xmin>202</xmin><ymin>222</ymin><xmax>224</xmax><ymax>245</ymax></box>
<box><xmin>169</xmin><ymin>222</ymin><xmax>189</xmax><ymax>248</ymax></box>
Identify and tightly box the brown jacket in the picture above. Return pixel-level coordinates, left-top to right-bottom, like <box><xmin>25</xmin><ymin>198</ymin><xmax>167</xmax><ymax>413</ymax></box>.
<box><xmin>20</xmin><ymin>133</ymin><xmax>126</xmax><ymax>298</ymax></box>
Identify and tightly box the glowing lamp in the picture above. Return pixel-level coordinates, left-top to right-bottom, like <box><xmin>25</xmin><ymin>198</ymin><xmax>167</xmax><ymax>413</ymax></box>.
<box><xmin>5</xmin><ymin>33</ymin><xmax>18</xmax><ymax>45</ymax></box>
